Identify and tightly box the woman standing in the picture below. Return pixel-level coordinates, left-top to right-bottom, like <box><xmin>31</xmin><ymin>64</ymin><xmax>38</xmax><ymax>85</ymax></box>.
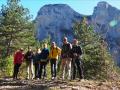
<box><xmin>33</xmin><ymin>48</ymin><xmax>41</xmax><ymax>79</ymax></box>
<box><xmin>13</xmin><ymin>48</ymin><xmax>24</xmax><ymax>80</ymax></box>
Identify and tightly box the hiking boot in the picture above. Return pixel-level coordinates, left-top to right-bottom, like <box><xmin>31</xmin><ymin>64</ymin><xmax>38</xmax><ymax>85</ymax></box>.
<box><xmin>78</xmin><ymin>78</ymin><xmax>84</xmax><ymax>82</ymax></box>
<box><xmin>16</xmin><ymin>78</ymin><xmax>20</xmax><ymax>80</ymax></box>
<box><xmin>13</xmin><ymin>78</ymin><xmax>16</xmax><ymax>80</ymax></box>
<box><xmin>26</xmin><ymin>77</ymin><xmax>29</xmax><ymax>80</ymax></box>
<box><xmin>80</xmin><ymin>79</ymin><xmax>84</xmax><ymax>81</ymax></box>
<box><xmin>51</xmin><ymin>77</ymin><xmax>54</xmax><ymax>80</ymax></box>
<box><xmin>32</xmin><ymin>77</ymin><xmax>34</xmax><ymax>80</ymax></box>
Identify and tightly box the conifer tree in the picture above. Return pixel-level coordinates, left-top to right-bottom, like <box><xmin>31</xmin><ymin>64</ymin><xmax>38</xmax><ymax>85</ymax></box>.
<box><xmin>0</xmin><ymin>0</ymin><xmax>35</xmax><ymax>56</ymax></box>
<box><xmin>73</xmin><ymin>17</ymin><xmax>117</xmax><ymax>80</ymax></box>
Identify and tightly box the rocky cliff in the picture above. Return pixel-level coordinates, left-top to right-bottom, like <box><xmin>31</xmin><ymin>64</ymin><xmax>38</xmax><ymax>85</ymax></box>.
<box><xmin>35</xmin><ymin>4</ymin><xmax>84</xmax><ymax>46</ymax></box>
<box><xmin>92</xmin><ymin>1</ymin><xmax>120</xmax><ymax>65</ymax></box>
<box><xmin>35</xmin><ymin>2</ymin><xmax>120</xmax><ymax>66</ymax></box>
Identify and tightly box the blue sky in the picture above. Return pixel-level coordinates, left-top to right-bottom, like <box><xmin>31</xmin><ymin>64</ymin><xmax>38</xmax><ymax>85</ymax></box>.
<box><xmin>0</xmin><ymin>0</ymin><xmax>120</xmax><ymax>19</ymax></box>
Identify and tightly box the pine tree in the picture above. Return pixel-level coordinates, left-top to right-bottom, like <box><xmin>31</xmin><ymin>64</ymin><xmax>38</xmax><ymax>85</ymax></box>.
<box><xmin>73</xmin><ymin>17</ymin><xmax>118</xmax><ymax>80</ymax></box>
<box><xmin>0</xmin><ymin>0</ymin><xmax>35</xmax><ymax>56</ymax></box>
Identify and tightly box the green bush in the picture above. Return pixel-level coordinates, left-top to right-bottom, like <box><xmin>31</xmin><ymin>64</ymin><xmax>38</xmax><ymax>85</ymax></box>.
<box><xmin>0</xmin><ymin>56</ymin><xmax>13</xmax><ymax>77</ymax></box>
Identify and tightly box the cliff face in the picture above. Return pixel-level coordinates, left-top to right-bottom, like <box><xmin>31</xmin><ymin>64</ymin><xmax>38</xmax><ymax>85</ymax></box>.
<box><xmin>92</xmin><ymin>1</ymin><xmax>120</xmax><ymax>65</ymax></box>
<box><xmin>35</xmin><ymin>4</ymin><xmax>83</xmax><ymax>46</ymax></box>
<box><xmin>35</xmin><ymin>2</ymin><xmax>120</xmax><ymax>66</ymax></box>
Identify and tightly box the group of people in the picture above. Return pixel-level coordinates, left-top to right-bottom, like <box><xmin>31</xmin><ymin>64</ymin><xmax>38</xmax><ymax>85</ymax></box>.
<box><xmin>13</xmin><ymin>37</ymin><xmax>84</xmax><ymax>81</ymax></box>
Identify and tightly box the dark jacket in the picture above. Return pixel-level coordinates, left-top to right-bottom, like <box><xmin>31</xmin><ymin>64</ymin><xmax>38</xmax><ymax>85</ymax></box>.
<box><xmin>71</xmin><ymin>45</ymin><xmax>82</xmax><ymax>58</ymax></box>
<box><xmin>61</xmin><ymin>43</ymin><xmax>71</xmax><ymax>58</ymax></box>
<box><xmin>40</xmin><ymin>48</ymin><xmax>49</xmax><ymax>60</ymax></box>
<box><xmin>33</xmin><ymin>52</ymin><xmax>41</xmax><ymax>63</ymax></box>
<box><xmin>24</xmin><ymin>51</ymin><xmax>34</xmax><ymax>61</ymax></box>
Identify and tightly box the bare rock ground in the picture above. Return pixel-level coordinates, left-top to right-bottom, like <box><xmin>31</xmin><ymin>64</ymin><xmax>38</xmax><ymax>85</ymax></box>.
<box><xmin>0</xmin><ymin>78</ymin><xmax>120</xmax><ymax>90</ymax></box>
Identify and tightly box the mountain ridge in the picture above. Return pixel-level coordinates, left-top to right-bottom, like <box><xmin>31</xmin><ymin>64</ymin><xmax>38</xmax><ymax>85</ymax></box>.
<box><xmin>35</xmin><ymin>1</ymin><xmax>120</xmax><ymax>66</ymax></box>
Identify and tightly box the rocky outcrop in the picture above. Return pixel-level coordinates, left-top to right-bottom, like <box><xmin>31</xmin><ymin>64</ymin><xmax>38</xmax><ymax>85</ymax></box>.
<box><xmin>35</xmin><ymin>2</ymin><xmax>120</xmax><ymax>66</ymax></box>
<box><xmin>35</xmin><ymin>4</ymin><xmax>83</xmax><ymax>46</ymax></box>
<box><xmin>92</xmin><ymin>1</ymin><xmax>120</xmax><ymax>65</ymax></box>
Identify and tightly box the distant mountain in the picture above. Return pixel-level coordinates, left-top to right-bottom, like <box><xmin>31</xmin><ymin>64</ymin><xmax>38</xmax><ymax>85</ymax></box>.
<box><xmin>92</xmin><ymin>1</ymin><xmax>120</xmax><ymax>65</ymax></box>
<box><xmin>35</xmin><ymin>2</ymin><xmax>120</xmax><ymax>66</ymax></box>
<box><xmin>35</xmin><ymin>4</ymin><xmax>83</xmax><ymax>46</ymax></box>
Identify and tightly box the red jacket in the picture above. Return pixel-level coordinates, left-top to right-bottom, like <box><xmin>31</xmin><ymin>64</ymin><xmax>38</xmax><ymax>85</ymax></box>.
<box><xmin>14</xmin><ymin>50</ymin><xmax>24</xmax><ymax>64</ymax></box>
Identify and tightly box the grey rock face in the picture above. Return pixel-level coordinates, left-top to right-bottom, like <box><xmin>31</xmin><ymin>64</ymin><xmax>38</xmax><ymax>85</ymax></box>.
<box><xmin>35</xmin><ymin>4</ymin><xmax>83</xmax><ymax>46</ymax></box>
<box><xmin>35</xmin><ymin>2</ymin><xmax>120</xmax><ymax>66</ymax></box>
<box><xmin>92</xmin><ymin>1</ymin><xmax>120</xmax><ymax>65</ymax></box>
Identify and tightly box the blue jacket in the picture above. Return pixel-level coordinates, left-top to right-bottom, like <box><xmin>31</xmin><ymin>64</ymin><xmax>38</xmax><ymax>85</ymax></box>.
<box><xmin>33</xmin><ymin>52</ymin><xmax>41</xmax><ymax>63</ymax></box>
<box><xmin>40</xmin><ymin>48</ymin><xmax>49</xmax><ymax>59</ymax></box>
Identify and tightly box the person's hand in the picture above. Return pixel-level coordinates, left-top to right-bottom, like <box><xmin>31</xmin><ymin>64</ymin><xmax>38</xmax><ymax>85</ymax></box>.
<box><xmin>22</xmin><ymin>59</ymin><xmax>25</xmax><ymax>62</ymax></box>
<box><xmin>73</xmin><ymin>53</ymin><xmax>77</xmax><ymax>57</ymax></box>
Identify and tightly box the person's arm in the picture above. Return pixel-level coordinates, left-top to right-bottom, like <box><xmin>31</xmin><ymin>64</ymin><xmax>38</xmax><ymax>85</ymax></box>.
<box><xmin>24</xmin><ymin>52</ymin><xmax>28</xmax><ymax>60</ymax></box>
<box><xmin>57</xmin><ymin>47</ymin><xmax>61</xmax><ymax>55</ymax></box>
<box><xmin>67</xmin><ymin>43</ymin><xmax>72</xmax><ymax>58</ymax></box>
<box><xmin>39</xmin><ymin>53</ymin><xmax>41</xmax><ymax>61</ymax></box>
<box><xmin>48</xmin><ymin>48</ymin><xmax>52</xmax><ymax>59</ymax></box>
<box><xmin>61</xmin><ymin>45</ymin><xmax>63</xmax><ymax>56</ymax></box>
<box><xmin>46</xmin><ymin>49</ymin><xmax>50</xmax><ymax>63</ymax></box>
<box><xmin>47</xmin><ymin>49</ymin><xmax>49</xmax><ymax>57</ymax></box>
<box><xmin>31</xmin><ymin>52</ymin><xmax>34</xmax><ymax>59</ymax></box>
<box><xmin>13</xmin><ymin>52</ymin><xmax>17</xmax><ymax>64</ymax></box>
<box><xmin>77</xmin><ymin>46</ymin><xmax>82</xmax><ymax>56</ymax></box>
<box><xmin>22</xmin><ymin>53</ymin><xmax>25</xmax><ymax>62</ymax></box>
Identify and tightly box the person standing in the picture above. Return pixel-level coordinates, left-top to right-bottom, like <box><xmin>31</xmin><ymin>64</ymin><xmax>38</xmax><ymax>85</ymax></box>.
<box><xmin>13</xmin><ymin>48</ymin><xmax>24</xmax><ymax>80</ymax></box>
<box><xmin>49</xmin><ymin>42</ymin><xmax>61</xmax><ymax>80</ymax></box>
<box><xmin>39</xmin><ymin>43</ymin><xmax>49</xmax><ymax>79</ymax></box>
<box><xmin>33</xmin><ymin>48</ymin><xmax>41</xmax><ymax>79</ymax></box>
<box><xmin>61</xmin><ymin>37</ymin><xmax>72</xmax><ymax>80</ymax></box>
<box><xmin>71</xmin><ymin>39</ymin><xmax>84</xmax><ymax>80</ymax></box>
<box><xmin>24</xmin><ymin>47</ymin><xmax>34</xmax><ymax>79</ymax></box>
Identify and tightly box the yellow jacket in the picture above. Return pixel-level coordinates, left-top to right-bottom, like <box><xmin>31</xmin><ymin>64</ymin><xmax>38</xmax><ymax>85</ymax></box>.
<box><xmin>49</xmin><ymin>46</ymin><xmax>61</xmax><ymax>59</ymax></box>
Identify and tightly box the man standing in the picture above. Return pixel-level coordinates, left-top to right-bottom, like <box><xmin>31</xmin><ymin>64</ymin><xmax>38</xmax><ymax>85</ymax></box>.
<box><xmin>39</xmin><ymin>43</ymin><xmax>49</xmax><ymax>79</ymax></box>
<box><xmin>24</xmin><ymin>47</ymin><xmax>34</xmax><ymax>79</ymax></box>
<box><xmin>33</xmin><ymin>48</ymin><xmax>41</xmax><ymax>79</ymax></box>
<box><xmin>61</xmin><ymin>37</ymin><xmax>72</xmax><ymax>80</ymax></box>
<box><xmin>71</xmin><ymin>39</ymin><xmax>84</xmax><ymax>80</ymax></box>
<box><xmin>13</xmin><ymin>48</ymin><xmax>24</xmax><ymax>80</ymax></box>
<box><xmin>49</xmin><ymin>42</ymin><xmax>61</xmax><ymax>80</ymax></box>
